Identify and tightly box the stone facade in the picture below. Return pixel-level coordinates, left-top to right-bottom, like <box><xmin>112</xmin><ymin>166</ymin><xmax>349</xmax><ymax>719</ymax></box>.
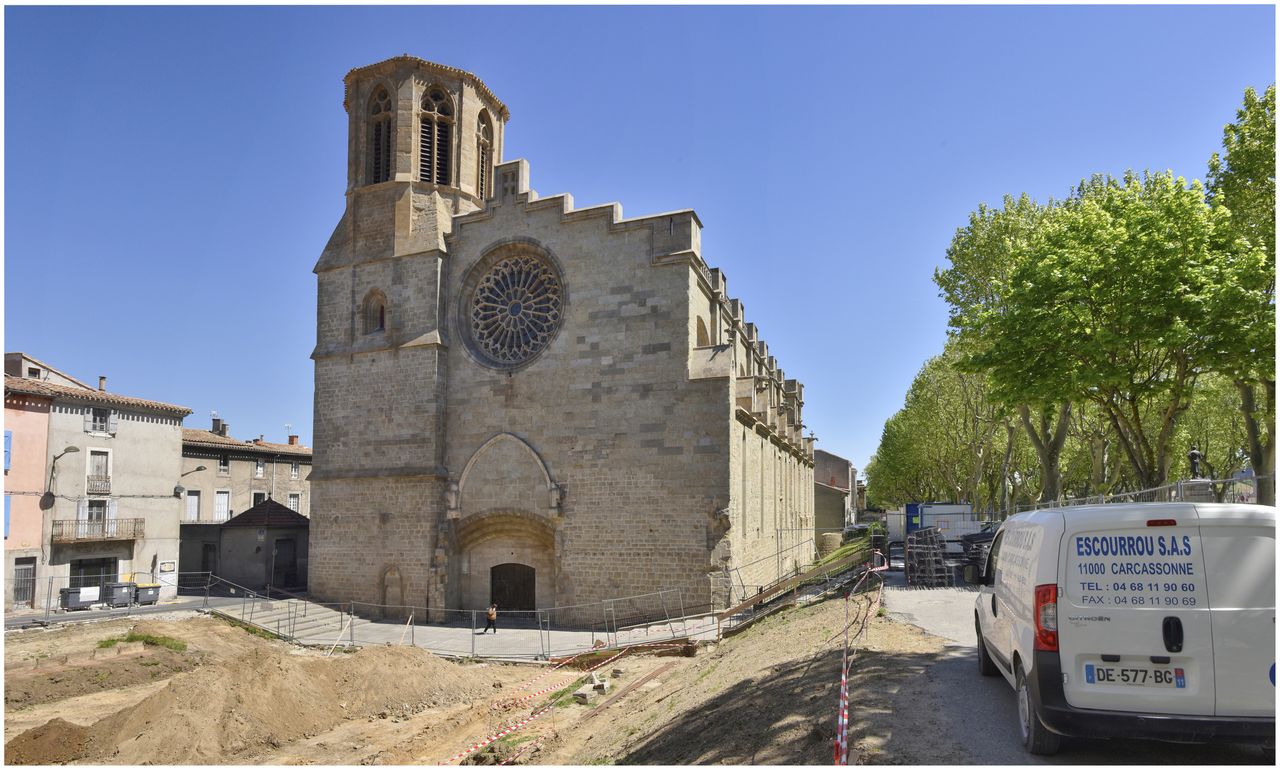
<box><xmin>309</xmin><ymin>56</ymin><xmax>814</xmax><ymax>622</ymax></box>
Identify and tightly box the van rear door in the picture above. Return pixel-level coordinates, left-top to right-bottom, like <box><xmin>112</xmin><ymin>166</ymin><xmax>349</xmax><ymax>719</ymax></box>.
<box><xmin>1058</xmin><ymin>505</ymin><xmax>1215</xmax><ymax>716</ymax></box>
<box><xmin>1195</xmin><ymin>504</ymin><xmax>1275</xmax><ymax>717</ymax></box>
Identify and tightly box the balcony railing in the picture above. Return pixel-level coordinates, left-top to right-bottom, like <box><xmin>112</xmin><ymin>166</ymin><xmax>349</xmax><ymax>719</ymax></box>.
<box><xmin>86</xmin><ymin>474</ymin><xmax>111</xmax><ymax>495</ymax></box>
<box><xmin>51</xmin><ymin>518</ymin><xmax>144</xmax><ymax>543</ymax></box>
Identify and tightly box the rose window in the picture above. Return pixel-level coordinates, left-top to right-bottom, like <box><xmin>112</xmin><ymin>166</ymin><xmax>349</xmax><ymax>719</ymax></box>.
<box><xmin>470</xmin><ymin>256</ymin><xmax>563</xmax><ymax>366</ymax></box>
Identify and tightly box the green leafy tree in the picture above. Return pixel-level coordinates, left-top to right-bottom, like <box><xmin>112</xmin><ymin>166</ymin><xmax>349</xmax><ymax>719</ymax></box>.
<box><xmin>865</xmin><ymin>345</ymin><xmax>1028</xmax><ymax>512</ymax></box>
<box><xmin>1175</xmin><ymin>373</ymin><xmax>1251</xmax><ymax>496</ymax></box>
<box><xmin>1206</xmin><ymin>84</ymin><xmax>1275</xmax><ymax>504</ymax></box>
<box><xmin>974</xmin><ymin>171</ymin><xmax>1233</xmax><ymax>489</ymax></box>
<box><xmin>935</xmin><ymin>195</ymin><xmax>1074</xmax><ymax>502</ymax></box>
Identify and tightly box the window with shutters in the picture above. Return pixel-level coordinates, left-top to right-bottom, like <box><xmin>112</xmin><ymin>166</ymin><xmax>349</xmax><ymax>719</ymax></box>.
<box><xmin>290</xmin><ymin>462</ymin><xmax>300</xmax><ymax>480</ymax></box>
<box><xmin>368</xmin><ymin>87</ymin><xmax>394</xmax><ymax>184</ymax></box>
<box><xmin>419</xmin><ymin>87</ymin><xmax>453</xmax><ymax>186</ymax></box>
<box><xmin>218</xmin><ymin>454</ymin><xmax>230</xmax><ymax>475</ymax></box>
<box><xmin>87</xmin><ymin>407</ymin><xmax>112</xmax><ymax>433</ymax></box>
<box><xmin>362</xmin><ymin>289</ymin><xmax>388</xmax><ymax>334</ymax></box>
<box><xmin>252</xmin><ymin>491</ymin><xmax>267</xmax><ymax>507</ymax></box>
<box><xmin>215</xmin><ymin>490</ymin><xmax>230</xmax><ymax>522</ymax></box>
<box><xmin>86</xmin><ymin>499</ymin><xmax>108</xmax><ymax>522</ymax></box>
<box><xmin>287</xmin><ymin>493</ymin><xmax>300</xmax><ymax>512</ymax></box>
<box><xmin>255</xmin><ymin>459</ymin><xmax>264</xmax><ymax>478</ymax></box>
<box><xmin>87</xmin><ymin>450</ymin><xmax>111</xmax><ymax>495</ymax></box>
<box><xmin>477</xmin><ymin>110</ymin><xmax>494</xmax><ymax>199</ymax></box>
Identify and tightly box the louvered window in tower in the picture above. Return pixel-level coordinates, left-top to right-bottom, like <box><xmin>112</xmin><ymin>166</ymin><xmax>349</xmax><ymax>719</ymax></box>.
<box><xmin>368</xmin><ymin>87</ymin><xmax>394</xmax><ymax>184</ymax></box>
<box><xmin>419</xmin><ymin>88</ymin><xmax>454</xmax><ymax>186</ymax></box>
<box><xmin>477</xmin><ymin>111</ymin><xmax>494</xmax><ymax>199</ymax></box>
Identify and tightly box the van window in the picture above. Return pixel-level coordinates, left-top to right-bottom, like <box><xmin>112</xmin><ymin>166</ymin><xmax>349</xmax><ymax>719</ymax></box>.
<box><xmin>986</xmin><ymin>531</ymin><xmax>1004</xmax><ymax>577</ymax></box>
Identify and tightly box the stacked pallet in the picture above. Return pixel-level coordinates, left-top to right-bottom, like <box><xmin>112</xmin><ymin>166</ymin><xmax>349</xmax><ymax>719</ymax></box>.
<box><xmin>906</xmin><ymin>528</ymin><xmax>952</xmax><ymax>588</ymax></box>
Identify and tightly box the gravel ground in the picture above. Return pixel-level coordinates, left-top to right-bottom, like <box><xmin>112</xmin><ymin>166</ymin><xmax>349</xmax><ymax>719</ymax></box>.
<box><xmin>881</xmin><ymin>577</ymin><xmax>1272</xmax><ymax>764</ymax></box>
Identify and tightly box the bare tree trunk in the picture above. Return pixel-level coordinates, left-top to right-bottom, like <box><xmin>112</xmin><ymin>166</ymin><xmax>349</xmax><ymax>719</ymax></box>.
<box><xmin>1237</xmin><ymin>379</ymin><xmax>1276</xmax><ymax>507</ymax></box>
<box><xmin>1019</xmin><ymin>402</ymin><xmax>1072</xmax><ymax>503</ymax></box>
<box><xmin>1000</xmin><ymin>419</ymin><xmax>1015</xmax><ymax>515</ymax></box>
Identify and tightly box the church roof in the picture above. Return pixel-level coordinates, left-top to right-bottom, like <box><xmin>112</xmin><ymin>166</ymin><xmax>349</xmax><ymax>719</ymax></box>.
<box><xmin>343</xmin><ymin>54</ymin><xmax>510</xmax><ymax>121</ymax></box>
<box><xmin>222</xmin><ymin>498</ymin><xmax>310</xmax><ymax>529</ymax></box>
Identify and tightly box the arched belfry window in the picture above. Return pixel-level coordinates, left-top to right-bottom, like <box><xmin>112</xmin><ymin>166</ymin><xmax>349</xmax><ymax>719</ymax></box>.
<box><xmin>476</xmin><ymin>111</ymin><xmax>494</xmax><ymax>199</ymax></box>
<box><xmin>362</xmin><ymin>290</ymin><xmax>387</xmax><ymax>334</ymax></box>
<box><xmin>419</xmin><ymin>88</ymin><xmax>454</xmax><ymax>186</ymax></box>
<box><xmin>368</xmin><ymin>87</ymin><xmax>394</xmax><ymax>184</ymax></box>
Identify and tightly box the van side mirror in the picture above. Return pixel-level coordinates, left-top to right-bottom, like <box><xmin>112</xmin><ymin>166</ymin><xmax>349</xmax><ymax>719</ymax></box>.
<box><xmin>962</xmin><ymin>564</ymin><xmax>985</xmax><ymax>586</ymax></box>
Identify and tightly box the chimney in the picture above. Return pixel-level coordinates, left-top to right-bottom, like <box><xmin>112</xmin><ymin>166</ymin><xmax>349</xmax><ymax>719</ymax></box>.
<box><xmin>98</xmin><ymin>376</ymin><xmax>106</xmax><ymax>392</ymax></box>
<box><xmin>255</xmin><ymin>435</ymin><xmax>265</xmax><ymax>445</ymax></box>
<box><xmin>288</xmin><ymin>435</ymin><xmax>299</xmax><ymax>446</ymax></box>
<box><xmin>211</xmin><ymin>417</ymin><xmax>222</xmax><ymax>434</ymax></box>
<box><xmin>219</xmin><ymin>421</ymin><xmax>230</xmax><ymax>437</ymax></box>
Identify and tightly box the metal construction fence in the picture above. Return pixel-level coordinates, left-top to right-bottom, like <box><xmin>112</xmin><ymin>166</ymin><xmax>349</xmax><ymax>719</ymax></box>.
<box><xmin>5</xmin><ymin>539</ymin><xmax>882</xmax><ymax>661</ymax></box>
<box><xmin>198</xmin><ymin>576</ymin><xmax>721</xmax><ymax>659</ymax></box>
<box><xmin>1010</xmin><ymin>475</ymin><xmax>1273</xmax><ymax>517</ymax></box>
<box><xmin>3</xmin><ymin>570</ymin><xmax>214</xmax><ymax>624</ymax></box>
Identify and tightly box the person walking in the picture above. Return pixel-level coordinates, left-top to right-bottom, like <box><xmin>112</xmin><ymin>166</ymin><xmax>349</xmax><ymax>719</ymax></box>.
<box><xmin>484</xmin><ymin>602</ymin><xmax>498</xmax><ymax>634</ymax></box>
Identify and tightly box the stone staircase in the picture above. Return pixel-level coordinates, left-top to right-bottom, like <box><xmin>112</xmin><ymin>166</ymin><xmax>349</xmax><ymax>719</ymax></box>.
<box><xmin>208</xmin><ymin>595</ymin><xmax>352</xmax><ymax>646</ymax></box>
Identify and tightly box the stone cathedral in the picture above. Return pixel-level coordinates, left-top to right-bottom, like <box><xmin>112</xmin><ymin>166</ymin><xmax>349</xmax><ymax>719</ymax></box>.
<box><xmin>309</xmin><ymin>55</ymin><xmax>815</xmax><ymax>621</ymax></box>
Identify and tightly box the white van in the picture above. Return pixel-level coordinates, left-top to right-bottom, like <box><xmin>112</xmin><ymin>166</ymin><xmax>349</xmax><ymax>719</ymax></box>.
<box><xmin>967</xmin><ymin>503</ymin><xmax>1275</xmax><ymax>754</ymax></box>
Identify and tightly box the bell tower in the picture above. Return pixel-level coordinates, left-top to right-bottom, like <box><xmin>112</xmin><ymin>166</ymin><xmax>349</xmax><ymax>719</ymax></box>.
<box><xmin>309</xmin><ymin>56</ymin><xmax>509</xmax><ymax>614</ymax></box>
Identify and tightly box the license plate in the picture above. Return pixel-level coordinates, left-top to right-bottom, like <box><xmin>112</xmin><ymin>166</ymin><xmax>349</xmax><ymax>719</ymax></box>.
<box><xmin>1084</xmin><ymin>663</ymin><xmax>1185</xmax><ymax>688</ymax></box>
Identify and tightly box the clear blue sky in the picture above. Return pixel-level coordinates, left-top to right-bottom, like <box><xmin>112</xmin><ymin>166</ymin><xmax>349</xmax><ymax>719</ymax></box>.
<box><xmin>4</xmin><ymin>5</ymin><xmax>1274</xmax><ymax>473</ymax></box>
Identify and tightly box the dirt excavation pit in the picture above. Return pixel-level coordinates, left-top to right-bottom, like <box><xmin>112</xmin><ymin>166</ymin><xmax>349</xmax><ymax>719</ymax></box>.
<box><xmin>5</xmin><ymin>616</ymin><xmax>527</xmax><ymax>765</ymax></box>
<box><xmin>4</xmin><ymin>590</ymin><xmax>970</xmax><ymax>766</ymax></box>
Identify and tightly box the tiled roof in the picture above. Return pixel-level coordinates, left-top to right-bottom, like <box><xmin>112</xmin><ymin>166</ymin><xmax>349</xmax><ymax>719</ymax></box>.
<box><xmin>4</xmin><ymin>375</ymin><xmax>191</xmax><ymax>416</ymax></box>
<box><xmin>5</xmin><ymin>352</ymin><xmax>95</xmax><ymax>389</ymax></box>
<box><xmin>222</xmin><ymin>499</ymin><xmax>310</xmax><ymax>529</ymax></box>
<box><xmin>182</xmin><ymin>428</ymin><xmax>312</xmax><ymax>457</ymax></box>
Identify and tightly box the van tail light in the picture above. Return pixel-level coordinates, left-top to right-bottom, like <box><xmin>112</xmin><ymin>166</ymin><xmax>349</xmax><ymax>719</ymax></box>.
<box><xmin>1034</xmin><ymin>584</ymin><xmax>1058</xmax><ymax>651</ymax></box>
<box><xmin>1147</xmin><ymin>519</ymin><xmax>1177</xmax><ymax>527</ymax></box>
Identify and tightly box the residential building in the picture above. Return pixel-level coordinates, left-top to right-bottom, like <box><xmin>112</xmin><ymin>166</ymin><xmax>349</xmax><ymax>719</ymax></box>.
<box><xmin>4</xmin><ymin>371</ymin><xmax>53</xmax><ymax>608</ymax></box>
<box><xmin>177</xmin><ymin>418</ymin><xmax>311</xmax><ymax>577</ymax></box>
<box><xmin>814</xmin><ymin>449</ymin><xmax>856</xmax><ymax>533</ymax></box>
<box><xmin>309</xmin><ymin>56</ymin><xmax>815</xmax><ymax>622</ymax></box>
<box><xmin>3</xmin><ymin>354</ymin><xmax>191</xmax><ymax>605</ymax></box>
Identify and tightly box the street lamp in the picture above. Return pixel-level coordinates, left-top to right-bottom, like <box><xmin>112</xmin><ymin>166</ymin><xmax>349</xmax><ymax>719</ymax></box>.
<box><xmin>174</xmin><ymin>466</ymin><xmax>208</xmax><ymax>497</ymax></box>
<box><xmin>43</xmin><ymin>446</ymin><xmax>80</xmax><ymax>507</ymax></box>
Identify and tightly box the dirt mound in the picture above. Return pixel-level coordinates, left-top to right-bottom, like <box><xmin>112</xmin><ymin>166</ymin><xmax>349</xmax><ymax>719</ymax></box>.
<box><xmin>4</xmin><ymin>719</ymin><xmax>90</xmax><ymax>765</ymax></box>
<box><xmin>5</xmin><ymin>645</ymin><xmax>506</xmax><ymax>764</ymax></box>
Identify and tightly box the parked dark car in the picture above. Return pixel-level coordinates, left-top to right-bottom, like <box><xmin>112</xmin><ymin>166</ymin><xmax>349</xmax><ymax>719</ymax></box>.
<box><xmin>960</xmin><ymin>527</ymin><xmax>997</xmax><ymax>566</ymax></box>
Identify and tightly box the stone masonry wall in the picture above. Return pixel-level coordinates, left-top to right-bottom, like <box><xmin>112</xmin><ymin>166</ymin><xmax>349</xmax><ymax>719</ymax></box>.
<box><xmin>442</xmin><ymin>187</ymin><xmax>732</xmax><ymax>616</ymax></box>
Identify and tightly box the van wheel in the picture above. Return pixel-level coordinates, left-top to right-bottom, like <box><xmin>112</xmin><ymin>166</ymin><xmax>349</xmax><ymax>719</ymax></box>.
<box><xmin>975</xmin><ymin>617</ymin><xmax>998</xmax><ymax>677</ymax></box>
<box><xmin>1016</xmin><ymin>662</ymin><xmax>1061</xmax><ymax>755</ymax></box>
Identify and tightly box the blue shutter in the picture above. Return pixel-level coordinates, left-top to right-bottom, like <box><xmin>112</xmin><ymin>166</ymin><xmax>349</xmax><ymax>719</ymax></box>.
<box><xmin>107</xmin><ymin>411</ymin><xmax>120</xmax><ymax>433</ymax></box>
<box><xmin>4</xmin><ymin>430</ymin><xmax>11</xmax><ymax>471</ymax></box>
<box><xmin>83</xmin><ymin>408</ymin><xmax>94</xmax><ymax>432</ymax></box>
<box><xmin>4</xmin><ymin>495</ymin><xmax>10</xmax><ymax>539</ymax></box>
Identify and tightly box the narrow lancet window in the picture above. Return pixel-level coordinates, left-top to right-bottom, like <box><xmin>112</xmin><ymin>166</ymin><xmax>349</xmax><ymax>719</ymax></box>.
<box><xmin>477</xmin><ymin>111</ymin><xmax>494</xmax><ymax>199</ymax></box>
<box><xmin>368</xmin><ymin>87</ymin><xmax>394</xmax><ymax>184</ymax></box>
<box><xmin>420</xmin><ymin>88</ymin><xmax>454</xmax><ymax>186</ymax></box>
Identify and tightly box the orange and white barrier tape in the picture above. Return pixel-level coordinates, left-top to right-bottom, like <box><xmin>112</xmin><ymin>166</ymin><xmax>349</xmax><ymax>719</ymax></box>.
<box><xmin>446</xmin><ymin>702</ymin><xmax>555</xmax><ymax>765</ymax></box>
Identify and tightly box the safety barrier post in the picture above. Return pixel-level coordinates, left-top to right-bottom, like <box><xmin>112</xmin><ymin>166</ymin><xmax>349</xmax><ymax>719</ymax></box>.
<box><xmin>44</xmin><ymin>578</ymin><xmax>53</xmax><ymax>624</ymax></box>
<box><xmin>471</xmin><ymin>610</ymin><xmax>477</xmax><ymax>657</ymax></box>
<box><xmin>349</xmin><ymin>602</ymin><xmax>356</xmax><ymax>647</ymax></box>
